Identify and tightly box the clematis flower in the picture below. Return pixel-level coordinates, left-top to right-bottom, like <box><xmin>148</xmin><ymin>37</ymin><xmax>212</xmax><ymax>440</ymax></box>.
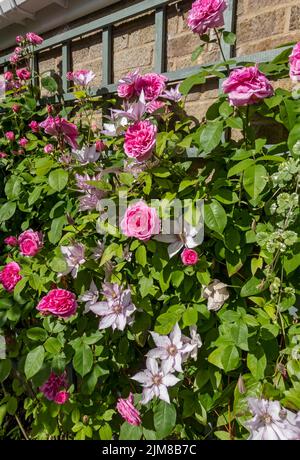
<box><xmin>59</xmin><ymin>243</ymin><xmax>86</xmax><ymax>278</ymax></box>
<box><xmin>147</xmin><ymin>323</ymin><xmax>195</xmax><ymax>373</ymax></box>
<box><xmin>182</xmin><ymin>326</ymin><xmax>202</xmax><ymax>362</ymax></box>
<box><xmin>154</xmin><ymin>219</ymin><xmax>203</xmax><ymax>258</ymax></box>
<box><xmin>112</xmin><ymin>90</ymin><xmax>147</xmax><ymax>122</ymax></box>
<box><xmin>116</xmin><ymin>393</ymin><xmax>141</xmax><ymax>426</ymax></box>
<box><xmin>161</xmin><ymin>84</ymin><xmax>182</xmax><ymax>102</ymax></box>
<box><xmin>246</xmin><ymin>398</ymin><xmax>300</xmax><ymax>440</ymax></box>
<box><xmin>75</xmin><ymin>173</ymin><xmax>104</xmax><ymax>211</ymax></box>
<box><xmin>79</xmin><ymin>280</ymin><xmax>99</xmax><ymax>314</ymax></box>
<box><xmin>102</xmin><ymin>110</ymin><xmax>128</xmax><ymax>137</ymax></box>
<box><xmin>89</xmin><ymin>283</ymin><xmax>136</xmax><ymax>331</ymax></box>
<box><xmin>91</xmin><ymin>240</ymin><xmax>104</xmax><ymax>260</ymax></box>
<box><xmin>132</xmin><ymin>357</ymin><xmax>180</xmax><ymax>405</ymax></box>
<box><xmin>202</xmin><ymin>279</ymin><xmax>229</xmax><ymax>311</ymax></box>
<box><xmin>71</xmin><ymin>144</ymin><xmax>100</xmax><ymax>164</ymax></box>
<box><xmin>40</xmin><ymin>116</ymin><xmax>79</xmax><ymax>150</ymax></box>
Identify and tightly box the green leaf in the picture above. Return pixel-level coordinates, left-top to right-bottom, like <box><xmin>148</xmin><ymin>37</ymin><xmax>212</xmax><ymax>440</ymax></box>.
<box><xmin>44</xmin><ymin>337</ymin><xmax>62</xmax><ymax>354</ymax></box>
<box><xmin>135</xmin><ymin>245</ymin><xmax>147</xmax><ymax>267</ymax></box>
<box><xmin>0</xmin><ymin>359</ymin><xmax>11</xmax><ymax>382</ymax></box>
<box><xmin>119</xmin><ymin>422</ymin><xmax>142</xmax><ymax>440</ymax></box>
<box><xmin>241</xmin><ymin>276</ymin><xmax>266</xmax><ymax>297</ymax></box>
<box><xmin>208</xmin><ymin>345</ymin><xmax>240</xmax><ymax>372</ymax></box>
<box><xmin>204</xmin><ymin>200</ymin><xmax>227</xmax><ymax>234</ymax></box>
<box><xmin>100</xmin><ymin>243</ymin><xmax>120</xmax><ymax>266</ymax></box>
<box><xmin>49</xmin><ymin>257</ymin><xmax>68</xmax><ymax>273</ymax></box>
<box><xmin>180</xmin><ymin>74</ymin><xmax>206</xmax><ymax>96</ymax></box>
<box><xmin>24</xmin><ymin>346</ymin><xmax>45</xmax><ymax>379</ymax></box>
<box><xmin>73</xmin><ymin>344</ymin><xmax>93</xmax><ymax>377</ymax></box>
<box><xmin>5</xmin><ymin>177</ymin><xmax>22</xmax><ymax>201</ymax></box>
<box><xmin>27</xmin><ymin>328</ymin><xmax>48</xmax><ymax>342</ymax></box>
<box><xmin>200</xmin><ymin>121</ymin><xmax>223</xmax><ymax>153</ymax></box>
<box><xmin>7</xmin><ymin>396</ymin><xmax>17</xmax><ymax>416</ymax></box>
<box><xmin>48</xmin><ymin>169</ymin><xmax>69</xmax><ymax>192</ymax></box>
<box><xmin>41</xmin><ymin>76</ymin><xmax>58</xmax><ymax>93</ymax></box>
<box><xmin>154</xmin><ymin>401</ymin><xmax>176</xmax><ymax>438</ymax></box>
<box><xmin>191</xmin><ymin>44</ymin><xmax>204</xmax><ymax>62</ymax></box>
<box><xmin>183</xmin><ymin>307</ymin><xmax>198</xmax><ymax>327</ymax></box>
<box><xmin>247</xmin><ymin>346</ymin><xmax>267</xmax><ymax>380</ymax></box>
<box><xmin>48</xmin><ymin>215</ymin><xmax>67</xmax><ymax>244</ymax></box>
<box><xmin>243</xmin><ymin>165</ymin><xmax>268</xmax><ymax>199</ymax></box>
<box><xmin>222</xmin><ymin>31</ymin><xmax>236</xmax><ymax>45</ymax></box>
<box><xmin>139</xmin><ymin>277</ymin><xmax>154</xmax><ymax>298</ymax></box>
<box><xmin>227</xmin><ymin>159</ymin><xmax>255</xmax><ymax>177</ymax></box>
<box><xmin>99</xmin><ymin>423</ymin><xmax>112</xmax><ymax>440</ymax></box>
<box><xmin>35</xmin><ymin>157</ymin><xmax>54</xmax><ymax>176</ymax></box>
<box><xmin>288</xmin><ymin>123</ymin><xmax>300</xmax><ymax>154</ymax></box>
<box><xmin>230</xmin><ymin>322</ymin><xmax>248</xmax><ymax>351</ymax></box>
<box><xmin>0</xmin><ymin>201</ymin><xmax>16</xmax><ymax>223</ymax></box>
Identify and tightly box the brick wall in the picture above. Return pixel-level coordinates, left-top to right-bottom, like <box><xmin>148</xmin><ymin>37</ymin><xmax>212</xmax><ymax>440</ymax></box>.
<box><xmin>2</xmin><ymin>0</ymin><xmax>300</xmax><ymax>120</ymax></box>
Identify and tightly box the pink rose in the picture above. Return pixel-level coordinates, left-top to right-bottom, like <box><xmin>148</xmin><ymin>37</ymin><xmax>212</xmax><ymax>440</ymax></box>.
<box><xmin>66</xmin><ymin>70</ymin><xmax>95</xmax><ymax>86</ymax></box>
<box><xmin>116</xmin><ymin>393</ymin><xmax>141</xmax><ymax>426</ymax></box>
<box><xmin>19</xmin><ymin>138</ymin><xmax>28</xmax><ymax>148</ymax></box>
<box><xmin>4</xmin><ymin>236</ymin><xmax>18</xmax><ymax>247</ymax></box>
<box><xmin>146</xmin><ymin>99</ymin><xmax>165</xmax><ymax>114</ymax></box>
<box><xmin>0</xmin><ymin>152</ymin><xmax>7</xmax><ymax>158</ymax></box>
<box><xmin>222</xmin><ymin>66</ymin><xmax>274</xmax><ymax>107</ymax></box>
<box><xmin>29</xmin><ymin>121</ymin><xmax>40</xmax><ymax>132</ymax></box>
<box><xmin>18</xmin><ymin>230</ymin><xmax>43</xmax><ymax>257</ymax></box>
<box><xmin>5</xmin><ymin>131</ymin><xmax>15</xmax><ymax>142</ymax></box>
<box><xmin>135</xmin><ymin>73</ymin><xmax>168</xmax><ymax>101</ymax></box>
<box><xmin>26</xmin><ymin>32</ymin><xmax>43</xmax><ymax>45</ymax></box>
<box><xmin>54</xmin><ymin>391</ymin><xmax>70</xmax><ymax>405</ymax></box>
<box><xmin>44</xmin><ymin>144</ymin><xmax>54</xmax><ymax>154</ymax></box>
<box><xmin>4</xmin><ymin>71</ymin><xmax>14</xmax><ymax>81</ymax></box>
<box><xmin>187</xmin><ymin>0</ymin><xmax>227</xmax><ymax>35</ymax></box>
<box><xmin>36</xmin><ymin>289</ymin><xmax>77</xmax><ymax>318</ymax></box>
<box><xmin>16</xmin><ymin>35</ymin><xmax>24</xmax><ymax>44</ymax></box>
<box><xmin>10</xmin><ymin>54</ymin><xmax>20</xmax><ymax>64</ymax></box>
<box><xmin>16</xmin><ymin>68</ymin><xmax>31</xmax><ymax>81</ymax></box>
<box><xmin>121</xmin><ymin>201</ymin><xmax>160</xmax><ymax>241</ymax></box>
<box><xmin>181</xmin><ymin>248</ymin><xmax>199</xmax><ymax>265</ymax></box>
<box><xmin>289</xmin><ymin>42</ymin><xmax>300</xmax><ymax>82</ymax></box>
<box><xmin>0</xmin><ymin>262</ymin><xmax>22</xmax><ymax>292</ymax></box>
<box><xmin>124</xmin><ymin>120</ymin><xmax>157</xmax><ymax>162</ymax></box>
<box><xmin>117</xmin><ymin>70</ymin><xmax>141</xmax><ymax>99</ymax></box>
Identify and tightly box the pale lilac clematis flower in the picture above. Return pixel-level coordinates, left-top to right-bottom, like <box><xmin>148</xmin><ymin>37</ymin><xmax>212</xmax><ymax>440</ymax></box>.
<box><xmin>182</xmin><ymin>326</ymin><xmax>202</xmax><ymax>362</ymax></box>
<box><xmin>91</xmin><ymin>240</ymin><xmax>104</xmax><ymax>260</ymax></box>
<box><xmin>79</xmin><ymin>280</ymin><xmax>99</xmax><ymax>314</ymax></box>
<box><xmin>111</xmin><ymin>90</ymin><xmax>147</xmax><ymax>122</ymax></box>
<box><xmin>71</xmin><ymin>144</ymin><xmax>100</xmax><ymax>164</ymax></box>
<box><xmin>161</xmin><ymin>84</ymin><xmax>182</xmax><ymax>102</ymax></box>
<box><xmin>132</xmin><ymin>357</ymin><xmax>180</xmax><ymax>405</ymax></box>
<box><xmin>147</xmin><ymin>323</ymin><xmax>195</xmax><ymax>373</ymax></box>
<box><xmin>102</xmin><ymin>111</ymin><xmax>128</xmax><ymax>137</ymax></box>
<box><xmin>75</xmin><ymin>173</ymin><xmax>104</xmax><ymax>211</ymax></box>
<box><xmin>59</xmin><ymin>243</ymin><xmax>86</xmax><ymax>278</ymax></box>
<box><xmin>89</xmin><ymin>284</ymin><xmax>136</xmax><ymax>331</ymax></box>
<box><xmin>246</xmin><ymin>398</ymin><xmax>300</xmax><ymax>440</ymax></box>
<box><xmin>154</xmin><ymin>219</ymin><xmax>203</xmax><ymax>258</ymax></box>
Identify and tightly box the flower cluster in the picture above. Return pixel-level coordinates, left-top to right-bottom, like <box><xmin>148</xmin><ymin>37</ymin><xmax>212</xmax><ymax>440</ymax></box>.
<box><xmin>39</xmin><ymin>371</ymin><xmax>70</xmax><ymax>405</ymax></box>
<box><xmin>132</xmin><ymin>324</ymin><xmax>201</xmax><ymax>404</ymax></box>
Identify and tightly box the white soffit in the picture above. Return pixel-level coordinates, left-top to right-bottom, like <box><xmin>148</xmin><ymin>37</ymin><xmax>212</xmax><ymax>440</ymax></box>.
<box><xmin>0</xmin><ymin>0</ymin><xmax>120</xmax><ymax>51</ymax></box>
